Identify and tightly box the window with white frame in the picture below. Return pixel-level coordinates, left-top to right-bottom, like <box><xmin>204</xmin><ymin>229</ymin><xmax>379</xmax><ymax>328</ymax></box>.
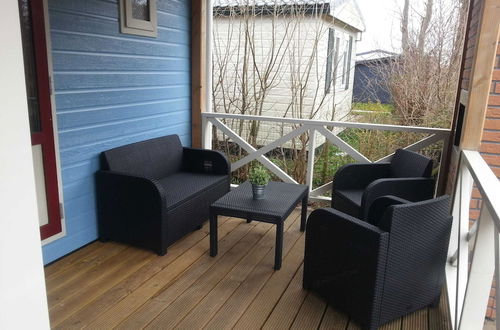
<box><xmin>120</xmin><ymin>0</ymin><xmax>157</xmax><ymax>38</ymax></box>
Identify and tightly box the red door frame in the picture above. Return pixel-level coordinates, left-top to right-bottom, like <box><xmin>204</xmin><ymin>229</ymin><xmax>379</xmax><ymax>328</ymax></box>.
<box><xmin>25</xmin><ymin>0</ymin><xmax>62</xmax><ymax>240</ymax></box>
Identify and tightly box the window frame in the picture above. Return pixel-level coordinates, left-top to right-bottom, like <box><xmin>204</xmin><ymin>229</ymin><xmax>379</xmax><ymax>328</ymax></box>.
<box><xmin>345</xmin><ymin>36</ymin><xmax>354</xmax><ymax>90</ymax></box>
<box><xmin>120</xmin><ymin>0</ymin><xmax>158</xmax><ymax>38</ymax></box>
<box><xmin>325</xmin><ymin>28</ymin><xmax>335</xmax><ymax>94</ymax></box>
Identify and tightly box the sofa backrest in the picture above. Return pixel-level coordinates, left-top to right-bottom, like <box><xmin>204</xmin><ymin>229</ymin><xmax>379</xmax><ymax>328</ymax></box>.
<box><xmin>390</xmin><ymin>149</ymin><xmax>433</xmax><ymax>178</ymax></box>
<box><xmin>101</xmin><ymin>135</ymin><xmax>183</xmax><ymax>179</ymax></box>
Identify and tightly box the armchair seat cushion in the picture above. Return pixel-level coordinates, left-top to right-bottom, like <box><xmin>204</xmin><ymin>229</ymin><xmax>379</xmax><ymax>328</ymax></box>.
<box><xmin>158</xmin><ymin>172</ymin><xmax>228</xmax><ymax>210</ymax></box>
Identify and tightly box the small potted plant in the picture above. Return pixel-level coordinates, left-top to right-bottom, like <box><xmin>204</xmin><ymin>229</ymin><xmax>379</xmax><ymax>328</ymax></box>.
<box><xmin>249</xmin><ymin>165</ymin><xmax>270</xmax><ymax>200</ymax></box>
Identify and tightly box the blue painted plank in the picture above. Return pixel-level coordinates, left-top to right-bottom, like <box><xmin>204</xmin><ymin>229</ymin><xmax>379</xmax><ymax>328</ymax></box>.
<box><xmin>58</xmin><ymin>111</ymin><xmax>190</xmax><ymax>149</ymax></box>
<box><xmin>57</xmin><ymin>99</ymin><xmax>189</xmax><ymax>129</ymax></box>
<box><xmin>59</xmin><ymin>128</ymin><xmax>191</xmax><ymax>167</ymax></box>
<box><xmin>54</xmin><ymin>85</ymin><xmax>189</xmax><ymax>110</ymax></box>
<box><xmin>52</xmin><ymin>52</ymin><xmax>190</xmax><ymax>72</ymax></box>
<box><xmin>51</xmin><ymin>33</ymin><xmax>190</xmax><ymax>58</ymax></box>
<box><xmin>54</xmin><ymin>72</ymin><xmax>189</xmax><ymax>90</ymax></box>
<box><xmin>61</xmin><ymin>159</ymin><xmax>99</xmax><ymax>184</ymax></box>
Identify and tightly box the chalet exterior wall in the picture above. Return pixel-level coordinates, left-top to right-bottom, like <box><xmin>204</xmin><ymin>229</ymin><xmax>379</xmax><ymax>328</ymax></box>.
<box><xmin>212</xmin><ymin>14</ymin><xmax>358</xmax><ymax>147</ymax></box>
<box><xmin>41</xmin><ymin>0</ymin><xmax>192</xmax><ymax>264</ymax></box>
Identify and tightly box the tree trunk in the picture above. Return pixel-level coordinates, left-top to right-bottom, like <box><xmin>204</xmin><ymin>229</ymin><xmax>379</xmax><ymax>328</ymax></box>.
<box><xmin>417</xmin><ymin>0</ymin><xmax>434</xmax><ymax>54</ymax></box>
<box><xmin>401</xmin><ymin>0</ymin><xmax>410</xmax><ymax>52</ymax></box>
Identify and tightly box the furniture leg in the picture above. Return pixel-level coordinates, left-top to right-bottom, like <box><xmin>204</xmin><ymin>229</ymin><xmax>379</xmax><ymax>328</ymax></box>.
<box><xmin>300</xmin><ymin>196</ymin><xmax>308</xmax><ymax>231</ymax></box>
<box><xmin>274</xmin><ymin>221</ymin><xmax>284</xmax><ymax>270</ymax></box>
<box><xmin>210</xmin><ymin>211</ymin><xmax>218</xmax><ymax>257</ymax></box>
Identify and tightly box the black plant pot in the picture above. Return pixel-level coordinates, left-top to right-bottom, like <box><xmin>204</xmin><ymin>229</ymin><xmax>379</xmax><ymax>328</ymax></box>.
<box><xmin>252</xmin><ymin>183</ymin><xmax>267</xmax><ymax>200</ymax></box>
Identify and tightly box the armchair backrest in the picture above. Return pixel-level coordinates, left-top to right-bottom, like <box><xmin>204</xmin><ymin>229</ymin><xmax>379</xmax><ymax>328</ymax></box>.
<box><xmin>101</xmin><ymin>134</ymin><xmax>183</xmax><ymax>179</ymax></box>
<box><xmin>390</xmin><ymin>149</ymin><xmax>433</xmax><ymax>178</ymax></box>
<box><xmin>377</xmin><ymin>196</ymin><xmax>452</xmax><ymax>324</ymax></box>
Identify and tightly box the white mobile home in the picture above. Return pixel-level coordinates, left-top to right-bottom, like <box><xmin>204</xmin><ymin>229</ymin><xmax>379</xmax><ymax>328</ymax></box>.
<box><xmin>213</xmin><ymin>0</ymin><xmax>365</xmax><ymax>146</ymax></box>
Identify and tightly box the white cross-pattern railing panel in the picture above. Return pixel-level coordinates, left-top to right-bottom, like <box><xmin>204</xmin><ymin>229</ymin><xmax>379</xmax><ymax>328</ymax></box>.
<box><xmin>446</xmin><ymin>150</ymin><xmax>500</xmax><ymax>330</ymax></box>
<box><xmin>203</xmin><ymin>113</ymin><xmax>451</xmax><ymax>202</ymax></box>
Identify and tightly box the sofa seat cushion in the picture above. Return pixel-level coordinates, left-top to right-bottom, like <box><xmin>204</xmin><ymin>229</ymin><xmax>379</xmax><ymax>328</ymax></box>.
<box><xmin>158</xmin><ymin>172</ymin><xmax>228</xmax><ymax>210</ymax></box>
<box><xmin>335</xmin><ymin>189</ymin><xmax>364</xmax><ymax>207</ymax></box>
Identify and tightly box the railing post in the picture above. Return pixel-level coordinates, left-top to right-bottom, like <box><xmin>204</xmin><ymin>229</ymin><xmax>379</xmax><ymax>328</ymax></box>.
<box><xmin>202</xmin><ymin>0</ymin><xmax>213</xmax><ymax>150</ymax></box>
<box><xmin>306</xmin><ymin>127</ymin><xmax>316</xmax><ymax>192</ymax></box>
<box><xmin>202</xmin><ymin>114</ymin><xmax>212</xmax><ymax>150</ymax></box>
<box><xmin>447</xmin><ymin>154</ymin><xmax>473</xmax><ymax>329</ymax></box>
<box><xmin>459</xmin><ymin>204</ymin><xmax>495</xmax><ymax>329</ymax></box>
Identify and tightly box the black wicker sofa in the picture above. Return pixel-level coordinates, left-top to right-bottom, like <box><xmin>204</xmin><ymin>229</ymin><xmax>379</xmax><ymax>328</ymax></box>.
<box><xmin>96</xmin><ymin>134</ymin><xmax>230</xmax><ymax>255</ymax></box>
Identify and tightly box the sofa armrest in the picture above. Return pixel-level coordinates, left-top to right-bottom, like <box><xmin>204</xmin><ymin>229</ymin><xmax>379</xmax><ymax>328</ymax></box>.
<box><xmin>361</xmin><ymin>177</ymin><xmax>435</xmax><ymax>220</ymax></box>
<box><xmin>95</xmin><ymin>170</ymin><xmax>166</xmax><ymax>240</ymax></box>
<box><xmin>333</xmin><ymin>163</ymin><xmax>391</xmax><ymax>191</ymax></box>
<box><xmin>303</xmin><ymin>208</ymin><xmax>388</xmax><ymax>327</ymax></box>
<box><xmin>183</xmin><ymin>147</ymin><xmax>231</xmax><ymax>175</ymax></box>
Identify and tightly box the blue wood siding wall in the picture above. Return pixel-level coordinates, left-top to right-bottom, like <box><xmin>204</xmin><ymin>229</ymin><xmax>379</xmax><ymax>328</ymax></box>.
<box><xmin>42</xmin><ymin>0</ymin><xmax>191</xmax><ymax>264</ymax></box>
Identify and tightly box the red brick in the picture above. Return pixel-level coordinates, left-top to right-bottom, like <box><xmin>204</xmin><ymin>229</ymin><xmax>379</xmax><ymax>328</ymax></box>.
<box><xmin>496</xmin><ymin>82</ymin><xmax>500</xmax><ymax>93</ymax></box>
<box><xmin>487</xmin><ymin>107</ymin><xmax>500</xmax><ymax>118</ymax></box>
<box><xmin>484</xmin><ymin>118</ymin><xmax>500</xmax><ymax>130</ymax></box>
<box><xmin>472</xmin><ymin>187</ymin><xmax>482</xmax><ymax>199</ymax></box>
<box><xmin>470</xmin><ymin>199</ymin><xmax>479</xmax><ymax>209</ymax></box>
<box><xmin>490</xmin><ymin>94</ymin><xmax>500</xmax><ymax>106</ymax></box>
<box><xmin>470</xmin><ymin>209</ymin><xmax>480</xmax><ymax>220</ymax></box>
<box><xmin>483</xmin><ymin>130</ymin><xmax>500</xmax><ymax>142</ymax></box>
<box><xmin>482</xmin><ymin>154</ymin><xmax>500</xmax><ymax>166</ymax></box>
<box><xmin>480</xmin><ymin>142</ymin><xmax>500</xmax><ymax>153</ymax></box>
<box><xmin>493</xmin><ymin>70</ymin><xmax>500</xmax><ymax>81</ymax></box>
<box><xmin>491</xmin><ymin>166</ymin><xmax>500</xmax><ymax>177</ymax></box>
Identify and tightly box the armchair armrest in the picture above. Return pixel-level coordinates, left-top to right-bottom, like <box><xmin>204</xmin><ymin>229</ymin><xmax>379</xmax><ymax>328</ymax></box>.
<box><xmin>95</xmin><ymin>170</ymin><xmax>166</xmax><ymax>242</ymax></box>
<box><xmin>366</xmin><ymin>195</ymin><xmax>409</xmax><ymax>227</ymax></box>
<box><xmin>361</xmin><ymin>177</ymin><xmax>435</xmax><ymax>220</ymax></box>
<box><xmin>333</xmin><ymin>163</ymin><xmax>391</xmax><ymax>190</ymax></box>
<box><xmin>182</xmin><ymin>147</ymin><xmax>230</xmax><ymax>175</ymax></box>
<box><xmin>303</xmin><ymin>208</ymin><xmax>389</xmax><ymax>325</ymax></box>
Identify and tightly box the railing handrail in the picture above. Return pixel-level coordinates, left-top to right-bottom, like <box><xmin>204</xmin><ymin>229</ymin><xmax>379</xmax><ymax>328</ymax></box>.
<box><xmin>461</xmin><ymin>150</ymin><xmax>500</xmax><ymax>226</ymax></box>
<box><xmin>202</xmin><ymin>112</ymin><xmax>451</xmax><ymax>135</ymax></box>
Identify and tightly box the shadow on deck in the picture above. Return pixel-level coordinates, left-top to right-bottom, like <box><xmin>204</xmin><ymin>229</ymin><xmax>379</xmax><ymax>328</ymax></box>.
<box><xmin>45</xmin><ymin>210</ymin><xmax>451</xmax><ymax>329</ymax></box>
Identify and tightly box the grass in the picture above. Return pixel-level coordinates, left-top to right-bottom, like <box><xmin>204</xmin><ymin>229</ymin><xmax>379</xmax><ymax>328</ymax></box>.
<box><xmin>352</xmin><ymin>102</ymin><xmax>394</xmax><ymax>113</ymax></box>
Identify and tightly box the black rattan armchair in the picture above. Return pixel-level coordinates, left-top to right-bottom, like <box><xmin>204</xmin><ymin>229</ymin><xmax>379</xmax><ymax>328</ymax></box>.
<box><xmin>96</xmin><ymin>134</ymin><xmax>230</xmax><ymax>256</ymax></box>
<box><xmin>332</xmin><ymin>148</ymin><xmax>435</xmax><ymax>220</ymax></box>
<box><xmin>303</xmin><ymin>195</ymin><xmax>452</xmax><ymax>330</ymax></box>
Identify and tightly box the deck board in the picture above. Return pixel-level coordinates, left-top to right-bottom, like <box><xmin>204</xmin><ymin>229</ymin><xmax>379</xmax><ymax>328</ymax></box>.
<box><xmin>45</xmin><ymin>210</ymin><xmax>450</xmax><ymax>330</ymax></box>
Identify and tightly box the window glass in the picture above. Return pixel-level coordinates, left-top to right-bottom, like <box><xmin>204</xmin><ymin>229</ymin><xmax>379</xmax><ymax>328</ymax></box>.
<box><xmin>325</xmin><ymin>28</ymin><xmax>335</xmax><ymax>93</ymax></box>
<box><xmin>132</xmin><ymin>0</ymin><xmax>150</xmax><ymax>21</ymax></box>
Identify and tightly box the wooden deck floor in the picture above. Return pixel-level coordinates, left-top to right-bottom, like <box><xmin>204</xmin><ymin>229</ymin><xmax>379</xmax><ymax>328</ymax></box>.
<box><xmin>45</xmin><ymin>210</ymin><xmax>451</xmax><ymax>329</ymax></box>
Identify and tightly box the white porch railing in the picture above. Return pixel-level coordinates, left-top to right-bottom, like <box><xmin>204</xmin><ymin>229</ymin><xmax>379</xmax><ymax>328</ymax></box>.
<box><xmin>446</xmin><ymin>150</ymin><xmax>500</xmax><ymax>330</ymax></box>
<box><xmin>201</xmin><ymin>112</ymin><xmax>451</xmax><ymax>202</ymax></box>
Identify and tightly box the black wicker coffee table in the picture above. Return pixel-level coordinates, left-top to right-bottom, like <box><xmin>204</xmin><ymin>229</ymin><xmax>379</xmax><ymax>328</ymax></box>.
<box><xmin>209</xmin><ymin>181</ymin><xmax>308</xmax><ymax>270</ymax></box>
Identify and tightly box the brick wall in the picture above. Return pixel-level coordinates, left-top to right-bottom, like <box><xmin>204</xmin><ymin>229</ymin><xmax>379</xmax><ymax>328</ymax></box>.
<box><xmin>482</xmin><ymin>36</ymin><xmax>500</xmax><ymax>321</ymax></box>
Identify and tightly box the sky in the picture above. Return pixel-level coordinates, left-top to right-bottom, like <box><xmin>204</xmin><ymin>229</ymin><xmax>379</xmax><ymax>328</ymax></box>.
<box><xmin>355</xmin><ymin>0</ymin><xmax>405</xmax><ymax>54</ymax></box>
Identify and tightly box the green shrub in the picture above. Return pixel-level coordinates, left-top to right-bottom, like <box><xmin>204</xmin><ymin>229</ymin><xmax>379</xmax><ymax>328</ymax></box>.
<box><xmin>249</xmin><ymin>165</ymin><xmax>270</xmax><ymax>186</ymax></box>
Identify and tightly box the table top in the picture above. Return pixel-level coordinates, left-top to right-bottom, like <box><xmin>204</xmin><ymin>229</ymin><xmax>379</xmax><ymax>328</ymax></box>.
<box><xmin>211</xmin><ymin>181</ymin><xmax>308</xmax><ymax>219</ymax></box>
